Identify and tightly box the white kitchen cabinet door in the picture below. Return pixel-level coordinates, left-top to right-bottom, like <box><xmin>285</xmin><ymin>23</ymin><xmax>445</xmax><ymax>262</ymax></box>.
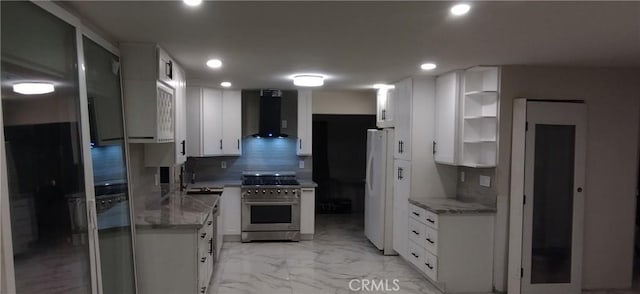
<box><xmin>186</xmin><ymin>87</ymin><xmax>204</xmax><ymax>156</ymax></box>
<box><xmin>222</xmin><ymin>90</ymin><xmax>242</xmax><ymax>155</ymax></box>
<box><xmin>174</xmin><ymin>66</ymin><xmax>187</xmax><ymax>164</ymax></box>
<box><xmin>376</xmin><ymin>87</ymin><xmax>395</xmax><ymax>128</ymax></box>
<box><xmin>434</xmin><ymin>71</ymin><xmax>461</xmax><ymax>165</ymax></box>
<box><xmin>393</xmin><ymin>159</ymin><xmax>411</xmax><ymax>259</ymax></box>
<box><xmin>297</xmin><ymin>89</ymin><xmax>313</xmax><ymax>156</ymax></box>
<box><xmin>300</xmin><ymin>188</ymin><xmax>315</xmax><ymax>235</ymax></box>
<box><xmin>202</xmin><ymin>88</ymin><xmax>223</xmax><ymax>156</ymax></box>
<box><xmin>221</xmin><ymin>187</ymin><xmax>241</xmax><ymax>236</ymax></box>
<box><xmin>393</xmin><ymin>78</ymin><xmax>412</xmax><ymax>160</ymax></box>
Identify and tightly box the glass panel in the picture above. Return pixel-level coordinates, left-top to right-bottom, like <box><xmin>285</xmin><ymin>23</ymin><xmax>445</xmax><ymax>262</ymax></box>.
<box><xmin>531</xmin><ymin>124</ymin><xmax>576</xmax><ymax>284</ymax></box>
<box><xmin>1</xmin><ymin>2</ymin><xmax>92</xmax><ymax>293</ymax></box>
<box><xmin>83</xmin><ymin>37</ymin><xmax>135</xmax><ymax>294</ymax></box>
<box><xmin>250</xmin><ymin>205</ymin><xmax>292</xmax><ymax>224</ymax></box>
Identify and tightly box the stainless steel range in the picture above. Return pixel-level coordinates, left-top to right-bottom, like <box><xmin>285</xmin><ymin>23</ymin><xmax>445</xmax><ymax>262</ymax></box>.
<box><xmin>241</xmin><ymin>171</ymin><xmax>301</xmax><ymax>242</ymax></box>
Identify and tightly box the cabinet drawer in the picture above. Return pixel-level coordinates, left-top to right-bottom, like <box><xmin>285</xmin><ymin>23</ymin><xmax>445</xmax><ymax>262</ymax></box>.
<box><xmin>422</xmin><ymin>209</ymin><xmax>439</xmax><ymax>229</ymax></box>
<box><xmin>407</xmin><ymin>240</ymin><xmax>424</xmax><ymax>269</ymax></box>
<box><xmin>408</xmin><ymin>218</ymin><xmax>425</xmax><ymax>245</ymax></box>
<box><xmin>409</xmin><ymin>204</ymin><xmax>426</xmax><ymax>222</ymax></box>
<box><xmin>423</xmin><ymin>225</ymin><xmax>438</xmax><ymax>255</ymax></box>
<box><xmin>422</xmin><ymin>249</ymin><xmax>438</xmax><ymax>281</ymax></box>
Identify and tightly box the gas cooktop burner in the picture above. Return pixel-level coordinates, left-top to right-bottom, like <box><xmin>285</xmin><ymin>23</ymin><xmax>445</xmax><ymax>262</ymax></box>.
<box><xmin>241</xmin><ymin>171</ymin><xmax>300</xmax><ymax>187</ymax></box>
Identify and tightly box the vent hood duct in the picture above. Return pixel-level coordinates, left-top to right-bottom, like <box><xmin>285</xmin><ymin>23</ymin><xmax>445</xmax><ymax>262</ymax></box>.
<box><xmin>254</xmin><ymin>89</ymin><xmax>288</xmax><ymax>138</ymax></box>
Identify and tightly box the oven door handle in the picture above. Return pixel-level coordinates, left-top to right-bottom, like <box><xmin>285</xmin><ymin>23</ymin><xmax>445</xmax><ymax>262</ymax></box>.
<box><xmin>244</xmin><ymin>201</ymin><xmax>299</xmax><ymax>205</ymax></box>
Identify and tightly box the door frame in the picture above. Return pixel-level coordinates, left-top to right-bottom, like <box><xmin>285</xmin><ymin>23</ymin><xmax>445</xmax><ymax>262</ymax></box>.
<box><xmin>508</xmin><ymin>99</ymin><xmax>587</xmax><ymax>294</ymax></box>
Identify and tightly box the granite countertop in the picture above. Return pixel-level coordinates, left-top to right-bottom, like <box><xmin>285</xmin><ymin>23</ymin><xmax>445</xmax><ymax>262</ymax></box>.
<box><xmin>136</xmin><ymin>190</ymin><xmax>220</xmax><ymax>229</ymax></box>
<box><xmin>409</xmin><ymin>197</ymin><xmax>496</xmax><ymax>214</ymax></box>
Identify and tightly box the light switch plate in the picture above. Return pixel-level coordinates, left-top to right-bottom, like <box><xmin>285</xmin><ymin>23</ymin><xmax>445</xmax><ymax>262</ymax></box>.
<box><xmin>460</xmin><ymin>171</ymin><xmax>465</xmax><ymax>182</ymax></box>
<box><xmin>299</xmin><ymin>160</ymin><xmax>305</xmax><ymax>169</ymax></box>
<box><xmin>221</xmin><ymin>161</ymin><xmax>227</xmax><ymax>169</ymax></box>
<box><xmin>479</xmin><ymin>175</ymin><xmax>491</xmax><ymax>187</ymax></box>
<box><xmin>282</xmin><ymin>120</ymin><xmax>288</xmax><ymax>129</ymax></box>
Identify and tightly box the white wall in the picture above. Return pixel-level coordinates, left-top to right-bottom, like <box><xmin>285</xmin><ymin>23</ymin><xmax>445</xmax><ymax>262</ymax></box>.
<box><xmin>312</xmin><ymin>89</ymin><xmax>376</xmax><ymax>115</ymax></box>
<box><xmin>496</xmin><ymin>66</ymin><xmax>640</xmax><ymax>290</ymax></box>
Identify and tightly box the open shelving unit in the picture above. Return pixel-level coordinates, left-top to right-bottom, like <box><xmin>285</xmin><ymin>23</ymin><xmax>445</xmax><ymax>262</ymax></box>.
<box><xmin>460</xmin><ymin>67</ymin><xmax>499</xmax><ymax>167</ymax></box>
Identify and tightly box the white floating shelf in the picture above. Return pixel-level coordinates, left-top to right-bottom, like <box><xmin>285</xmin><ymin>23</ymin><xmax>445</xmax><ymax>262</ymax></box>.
<box><xmin>464</xmin><ymin>115</ymin><xmax>497</xmax><ymax>120</ymax></box>
<box><xmin>464</xmin><ymin>90</ymin><xmax>498</xmax><ymax>96</ymax></box>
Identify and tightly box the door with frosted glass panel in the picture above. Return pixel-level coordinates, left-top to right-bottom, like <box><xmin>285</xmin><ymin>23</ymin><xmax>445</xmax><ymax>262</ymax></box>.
<box><xmin>522</xmin><ymin>101</ymin><xmax>586</xmax><ymax>294</ymax></box>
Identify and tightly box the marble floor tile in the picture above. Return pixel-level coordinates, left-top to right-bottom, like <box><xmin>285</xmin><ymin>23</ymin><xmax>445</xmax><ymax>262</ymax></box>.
<box><xmin>209</xmin><ymin>213</ymin><xmax>640</xmax><ymax>294</ymax></box>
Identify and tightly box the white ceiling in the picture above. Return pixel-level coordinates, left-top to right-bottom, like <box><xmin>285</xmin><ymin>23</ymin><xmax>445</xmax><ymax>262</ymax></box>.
<box><xmin>67</xmin><ymin>1</ymin><xmax>640</xmax><ymax>90</ymax></box>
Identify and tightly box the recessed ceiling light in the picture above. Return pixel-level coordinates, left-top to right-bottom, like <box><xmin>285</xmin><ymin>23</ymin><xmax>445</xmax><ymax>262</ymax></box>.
<box><xmin>183</xmin><ymin>0</ymin><xmax>202</xmax><ymax>7</ymax></box>
<box><xmin>13</xmin><ymin>82</ymin><xmax>55</xmax><ymax>95</ymax></box>
<box><xmin>420</xmin><ymin>63</ymin><xmax>437</xmax><ymax>70</ymax></box>
<box><xmin>220</xmin><ymin>82</ymin><xmax>232</xmax><ymax>88</ymax></box>
<box><xmin>373</xmin><ymin>84</ymin><xmax>395</xmax><ymax>89</ymax></box>
<box><xmin>206</xmin><ymin>59</ymin><xmax>222</xmax><ymax>68</ymax></box>
<box><xmin>450</xmin><ymin>3</ymin><xmax>471</xmax><ymax>16</ymax></box>
<box><xmin>292</xmin><ymin>74</ymin><xmax>325</xmax><ymax>87</ymax></box>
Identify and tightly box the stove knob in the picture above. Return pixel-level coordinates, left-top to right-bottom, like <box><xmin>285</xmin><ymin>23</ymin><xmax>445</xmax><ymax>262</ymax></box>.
<box><xmin>247</xmin><ymin>190</ymin><xmax>251</xmax><ymax>194</ymax></box>
<box><xmin>255</xmin><ymin>189</ymin><xmax>259</xmax><ymax>194</ymax></box>
<box><xmin>262</xmin><ymin>190</ymin><xmax>266</xmax><ymax>194</ymax></box>
<box><xmin>292</xmin><ymin>190</ymin><xmax>296</xmax><ymax>195</ymax></box>
<box><xmin>277</xmin><ymin>190</ymin><xmax>281</xmax><ymax>194</ymax></box>
<box><xmin>270</xmin><ymin>190</ymin><xmax>273</xmax><ymax>194</ymax></box>
<box><xmin>284</xmin><ymin>190</ymin><xmax>288</xmax><ymax>194</ymax></box>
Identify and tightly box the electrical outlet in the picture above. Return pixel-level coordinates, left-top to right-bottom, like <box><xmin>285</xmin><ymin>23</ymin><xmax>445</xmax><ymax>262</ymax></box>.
<box><xmin>479</xmin><ymin>175</ymin><xmax>491</xmax><ymax>187</ymax></box>
<box><xmin>221</xmin><ymin>161</ymin><xmax>227</xmax><ymax>169</ymax></box>
<box><xmin>154</xmin><ymin>173</ymin><xmax>159</xmax><ymax>186</ymax></box>
<box><xmin>460</xmin><ymin>171</ymin><xmax>465</xmax><ymax>182</ymax></box>
<box><xmin>299</xmin><ymin>160</ymin><xmax>305</xmax><ymax>169</ymax></box>
<box><xmin>282</xmin><ymin>120</ymin><xmax>288</xmax><ymax>129</ymax></box>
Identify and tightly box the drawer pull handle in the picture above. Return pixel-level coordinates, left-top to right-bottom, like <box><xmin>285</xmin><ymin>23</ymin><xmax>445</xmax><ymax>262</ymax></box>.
<box><xmin>201</xmin><ymin>233</ymin><xmax>206</xmax><ymax>239</ymax></box>
<box><xmin>200</xmin><ymin>287</ymin><xmax>206</xmax><ymax>293</ymax></box>
<box><xmin>425</xmin><ymin>263</ymin><xmax>434</xmax><ymax>270</ymax></box>
<box><xmin>426</xmin><ymin>238</ymin><xmax>434</xmax><ymax>244</ymax></box>
<box><xmin>412</xmin><ymin>212</ymin><xmax>420</xmax><ymax>217</ymax></box>
<box><xmin>411</xmin><ymin>230</ymin><xmax>419</xmax><ymax>235</ymax></box>
<box><xmin>201</xmin><ymin>257</ymin><xmax>207</xmax><ymax>263</ymax></box>
<box><xmin>411</xmin><ymin>252</ymin><xmax>419</xmax><ymax>258</ymax></box>
<box><xmin>426</xmin><ymin>218</ymin><xmax>435</xmax><ymax>224</ymax></box>
<box><xmin>208</xmin><ymin>220</ymin><xmax>213</xmax><ymax>226</ymax></box>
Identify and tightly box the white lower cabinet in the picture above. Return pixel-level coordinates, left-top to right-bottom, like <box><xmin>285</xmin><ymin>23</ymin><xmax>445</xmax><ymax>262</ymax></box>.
<box><xmin>221</xmin><ymin>187</ymin><xmax>241</xmax><ymax>237</ymax></box>
<box><xmin>300</xmin><ymin>187</ymin><xmax>315</xmax><ymax>239</ymax></box>
<box><xmin>136</xmin><ymin>211</ymin><xmax>215</xmax><ymax>294</ymax></box>
<box><xmin>406</xmin><ymin>202</ymin><xmax>494</xmax><ymax>293</ymax></box>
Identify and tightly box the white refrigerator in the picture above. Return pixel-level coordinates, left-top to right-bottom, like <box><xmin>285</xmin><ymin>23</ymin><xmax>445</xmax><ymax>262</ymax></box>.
<box><xmin>364</xmin><ymin>129</ymin><xmax>396</xmax><ymax>255</ymax></box>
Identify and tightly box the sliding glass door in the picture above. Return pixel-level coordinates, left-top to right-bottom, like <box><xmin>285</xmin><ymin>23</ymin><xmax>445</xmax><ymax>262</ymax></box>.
<box><xmin>1</xmin><ymin>1</ymin><xmax>93</xmax><ymax>293</ymax></box>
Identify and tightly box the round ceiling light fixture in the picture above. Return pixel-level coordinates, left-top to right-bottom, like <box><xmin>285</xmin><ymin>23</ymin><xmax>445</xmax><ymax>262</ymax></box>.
<box><xmin>373</xmin><ymin>84</ymin><xmax>395</xmax><ymax>89</ymax></box>
<box><xmin>13</xmin><ymin>82</ymin><xmax>55</xmax><ymax>95</ymax></box>
<box><xmin>220</xmin><ymin>82</ymin><xmax>232</xmax><ymax>88</ymax></box>
<box><xmin>206</xmin><ymin>59</ymin><xmax>222</xmax><ymax>68</ymax></box>
<box><xmin>420</xmin><ymin>63</ymin><xmax>438</xmax><ymax>70</ymax></box>
<box><xmin>450</xmin><ymin>3</ymin><xmax>471</xmax><ymax>16</ymax></box>
<box><xmin>292</xmin><ymin>74</ymin><xmax>325</xmax><ymax>87</ymax></box>
<box><xmin>183</xmin><ymin>0</ymin><xmax>202</xmax><ymax>7</ymax></box>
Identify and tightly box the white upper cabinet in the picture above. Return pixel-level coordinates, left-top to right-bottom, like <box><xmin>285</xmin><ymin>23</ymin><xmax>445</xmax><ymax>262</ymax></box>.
<box><xmin>221</xmin><ymin>90</ymin><xmax>242</xmax><ymax>155</ymax></box>
<box><xmin>297</xmin><ymin>89</ymin><xmax>312</xmax><ymax>156</ymax></box>
<box><xmin>121</xmin><ymin>43</ymin><xmax>177</xmax><ymax>144</ymax></box>
<box><xmin>433</xmin><ymin>71</ymin><xmax>461</xmax><ymax>165</ymax></box>
<box><xmin>376</xmin><ymin>87</ymin><xmax>395</xmax><ymax>128</ymax></box>
<box><xmin>144</xmin><ymin>64</ymin><xmax>187</xmax><ymax>166</ymax></box>
<box><xmin>460</xmin><ymin>67</ymin><xmax>499</xmax><ymax>167</ymax></box>
<box><xmin>393</xmin><ymin>78</ymin><xmax>413</xmax><ymax>160</ymax></box>
<box><xmin>186</xmin><ymin>87</ymin><xmax>242</xmax><ymax>157</ymax></box>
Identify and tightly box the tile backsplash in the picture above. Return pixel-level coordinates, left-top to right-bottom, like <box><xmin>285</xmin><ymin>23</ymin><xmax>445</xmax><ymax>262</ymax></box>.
<box><xmin>457</xmin><ymin>166</ymin><xmax>497</xmax><ymax>207</ymax></box>
<box><xmin>186</xmin><ymin>137</ymin><xmax>312</xmax><ymax>182</ymax></box>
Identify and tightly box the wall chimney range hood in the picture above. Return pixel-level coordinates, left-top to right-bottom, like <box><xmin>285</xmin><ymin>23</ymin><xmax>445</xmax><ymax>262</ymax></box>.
<box><xmin>253</xmin><ymin>89</ymin><xmax>288</xmax><ymax>138</ymax></box>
